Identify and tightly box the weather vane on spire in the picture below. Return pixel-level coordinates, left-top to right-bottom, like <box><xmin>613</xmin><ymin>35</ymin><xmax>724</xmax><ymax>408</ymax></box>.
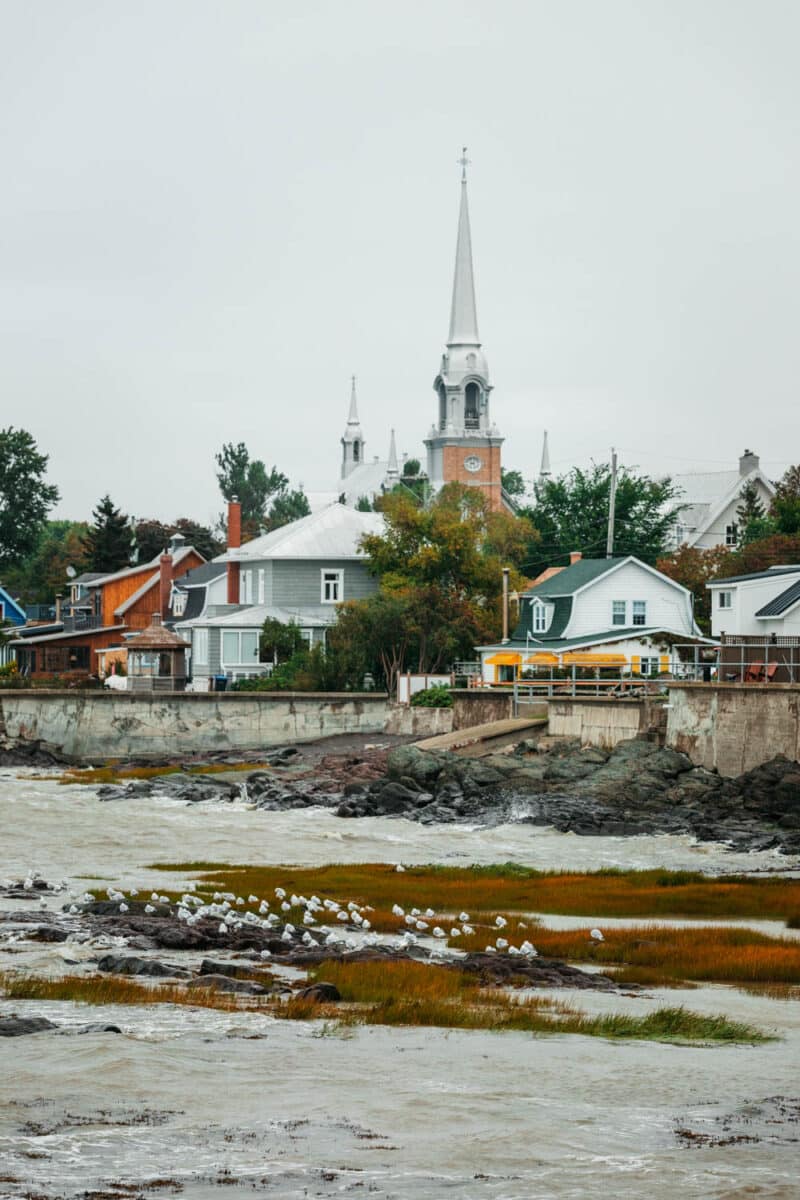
<box><xmin>458</xmin><ymin>146</ymin><xmax>470</xmax><ymax>181</ymax></box>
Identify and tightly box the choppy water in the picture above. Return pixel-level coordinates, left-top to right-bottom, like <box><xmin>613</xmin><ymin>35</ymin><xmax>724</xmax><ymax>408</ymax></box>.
<box><xmin>2</xmin><ymin>769</ymin><xmax>800</xmax><ymax>1199</ymax></box>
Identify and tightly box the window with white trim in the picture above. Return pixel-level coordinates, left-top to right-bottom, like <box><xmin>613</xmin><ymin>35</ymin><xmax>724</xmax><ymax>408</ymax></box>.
<box><xmin>194</xmin><ymin>628</ymin><xmax>208</xmax><ymax>665</ymax></box>
<box><xmin>172</xmin><ymin>591</ymin><xmax>186</xmax><ymax>617</ymax></box>
<box><xmin>531</xmin><ymin>600</ymin><xmax>547</xmax><ymax>633</ymax></box>
<box><xmin>612</xmin><ymin>600</ymin><xmax>626</xmax><ymax>626</ymax></box>
<box><xmin>718</xmin><ymin>590</ymin><xmax>732</xmax><ymax>610</ymax></box>
<box><xmin>640</xmin><ymin>656</ymin><xmax>659</xmax><ymax>676</ymax></box>
<box><xmin>632</xmin><ymin>600</ymin><xmax>647</xmax><ymax>626</ymax></box>
<box><xmin>221</xmin><ymin>630</ymin><xmax>259</xmax><ymax>666</ymax></box>
<box><xmin>321</xmin><ymin>569</ymin><xmax>343</xmax><ymax>604</ymax></box>
<box><xmin>257</xmin><ymin>568</ymin><xmax>265</xmax><ymax>605</ymax></box>
<box><xmin>725</xmin><ymin>523</ymin><xmax>738</xmax><ymax>546</ymax></box>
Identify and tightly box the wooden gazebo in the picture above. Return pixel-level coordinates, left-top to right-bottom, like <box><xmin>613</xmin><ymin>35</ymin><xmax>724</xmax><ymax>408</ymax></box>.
<box><xmin>126</xmin><ymin>614</ymin><xmax>189</xmax><ymax>692</ymax></box>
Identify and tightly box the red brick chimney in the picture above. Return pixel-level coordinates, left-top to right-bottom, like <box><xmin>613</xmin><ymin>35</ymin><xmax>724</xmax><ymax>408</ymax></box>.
<box><xmin>159</xmin><ymin>553</ymin><xmax>173</xmax><ymax>620</ymax></box>
<box><xmin>570</xmin><ymin>551</ymin><xmax>582</xmax><ymax>565</ymax></box>
<box><xmin>227</xmin><ymin>498</ymin><xmax>242</xmax><ymax>605</ymax></box>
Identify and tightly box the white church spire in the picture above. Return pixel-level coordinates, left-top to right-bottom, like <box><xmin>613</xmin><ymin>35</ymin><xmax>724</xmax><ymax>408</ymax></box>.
<box><xmin>340</xmin><ymin>375</ymin><xmax>365</xmax><ymax>479</ymax></box>
<box><xmin>386</xmin><ymin>428</ymin><xmax>399</xmax><ymax>480</ymax></box>
<box><xmin>539</xmin><ymin>430</ymin><xmax>551</xmax><ymax>483</ymax></box>
<box><xmin>447</xmin><ymin>148</ymin><xmax>480</xmax><ymax>347</ymax></box>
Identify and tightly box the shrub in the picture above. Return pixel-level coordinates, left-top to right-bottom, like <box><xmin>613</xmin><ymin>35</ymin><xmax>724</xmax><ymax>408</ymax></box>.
<box><xmin>410</xmin><ymin>684</ymin><xmax>453</xmax><ymax>708</ymax></box>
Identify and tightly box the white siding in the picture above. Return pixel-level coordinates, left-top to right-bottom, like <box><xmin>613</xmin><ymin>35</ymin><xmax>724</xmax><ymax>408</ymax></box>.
<box><xmin>710</xmin><ymin>570</ymin><xmax>800</xmax><ymax>638</ymax></box>
<box><xmin>564</xmin><ymin>562</ymin><xmax>694</xmax><ymax>638</ymax></box>
<box><xmin>691</xmin><ymin>478</ymin><xmax>774</xmax><ymax>550</ymax></box>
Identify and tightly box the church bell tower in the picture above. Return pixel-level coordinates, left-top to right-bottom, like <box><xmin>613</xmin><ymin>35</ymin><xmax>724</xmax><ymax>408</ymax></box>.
<box><xmin>424</xmin><ymin>150</ymin><xmax>503</xmax><ymax>510</ymax></box>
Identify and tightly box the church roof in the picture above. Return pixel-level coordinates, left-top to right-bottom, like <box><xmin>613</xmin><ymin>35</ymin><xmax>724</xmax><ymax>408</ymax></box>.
<box><xmin>448</xmin><ymin>154</ymin><xmax>480</xmax><ymax>346</ymax></box>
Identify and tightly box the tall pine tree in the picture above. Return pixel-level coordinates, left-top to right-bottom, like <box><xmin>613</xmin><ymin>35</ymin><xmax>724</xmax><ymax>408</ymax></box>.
<box><xmin>83</xmin><ymin>495</ymin><xmax>133</xmax><ymax>573</ymax></box>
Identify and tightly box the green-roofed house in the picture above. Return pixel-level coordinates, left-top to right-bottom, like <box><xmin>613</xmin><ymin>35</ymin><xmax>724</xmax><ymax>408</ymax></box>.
<box><xmin>477</xmin><ymin>552</ymin><xmax>710</xmax><ymax>683</ymax></box>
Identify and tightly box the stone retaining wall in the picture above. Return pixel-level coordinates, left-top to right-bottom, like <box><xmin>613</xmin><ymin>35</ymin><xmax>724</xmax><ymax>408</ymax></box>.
<box><xmin>546</xmin><ymin>696</ymin><xmax>665</xmax><ymax>750</ymax></box>
<box><xmin>0</xmin><ymin>690</ymin><xmax>388</xmax><ymax>761</ymax></box>
<box><xmin>666</xmin><ymin>683</ymin><xmax>800</xmax><ymax>777</ymax></box>
<box><xmin>383</xmin><ymin>705</ymin><xmax>455</xmax><ymax>738</ymax></box>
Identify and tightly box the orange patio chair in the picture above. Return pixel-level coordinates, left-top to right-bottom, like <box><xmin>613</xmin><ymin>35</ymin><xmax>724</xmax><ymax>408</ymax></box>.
<box><xmin>744</xmin><ymin>662</ymin><xmax>764</xmax><ymax>682</ymax></box>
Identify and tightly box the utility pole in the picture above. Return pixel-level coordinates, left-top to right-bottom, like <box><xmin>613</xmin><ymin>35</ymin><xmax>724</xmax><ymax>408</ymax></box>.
<box><xmin>606</xmin><ymin>448</ymin><xmax>618</xmax><ymax>558</ymax></box>
<box><xmin>501</xmin><ymin>567</ymin><xmax>510</xmax><ymax>643</ymax></box>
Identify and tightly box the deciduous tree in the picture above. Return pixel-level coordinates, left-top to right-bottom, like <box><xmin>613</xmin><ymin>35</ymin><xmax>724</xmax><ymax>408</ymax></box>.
<box><xmin>0</xmin><ymin>427</ymin><xmax>60</xmax><ymax>568</ymax></box>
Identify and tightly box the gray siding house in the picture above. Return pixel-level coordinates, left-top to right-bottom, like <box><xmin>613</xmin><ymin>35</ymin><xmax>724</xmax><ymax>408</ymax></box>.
<box><xmin>182</xmin><ymin>505</ymin><xmax>383</xmax><ymax>687</ymax></box>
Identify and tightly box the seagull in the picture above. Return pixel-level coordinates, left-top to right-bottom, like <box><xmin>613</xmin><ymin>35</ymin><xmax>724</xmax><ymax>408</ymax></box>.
<box><xmin>449</xmin><ymin>928</ymin><xmax>461</xmax><ymax>938</ymax></box>
<box><xmin>520</xmin><ymin>941</ymin><xmax>538</xmax><ymax>957</ymax></box>
<box><xmin>144</xmin><ymin>904</ymin><xmax>156</xmax><ymax>915</ymax></box>
<box><xmin>485</xmin><ymin>945</ymin><xmax>497</xmax><ymax>954</ymax></box>
<box><xmin>458</xmin><ymin>912</ymin><xmax>470</xmax><ymax>923</ymax></box>
<box><xmin>415</xmin><ymin>920</ymin><xmax>428</xmax><ymax>932</ymax></box>
<box><xmin>361</xmin><ymin>919</ymin><xmax>371</xmax><ymax>931</ymax></box>
<box><xmin>392</xmin><ymin>904</ymin><xmax>405</xmax><ymax>917</ymax></box>
<box><xmin>495</xmin><ymin>915</ymin><xmax>507</xmax><ymax>929</ymax></box>
<box><xmin>260</xmin><ymin>949</ymin><xmax>271</xmax><ymax>959</ymax></box>
<box><xmin>275</xmin><ymin>887</ymin><xmax>286</xmax><ymax>899</ymax></box>
<box><xmin>425</xmin><ymin>908</ymin><xmax>435</xmax><ymax>918</ymax></box>
<box><xmin>151</xmin><ymin>892</ymin><xmax>160</xmax><ymax>901</ymax></box>
<box><xmin>218</xmin><ymin>922</ymin><xmax>228</xmax><ymax>935</ymax></box>
<box><xmin>281</xmin><ymin>901</ymin><xmax>291</xmax><ymax>912</ymax></box>
<box><xmin>590</xmin><ymin>929</ymin><xmax>604</xmax><ymax>942</ymax></box>
<box><xmin>496</xmin><ymin>937</ymin><xmax>508</xmax><ymax>950</ymax></box>
<box><xmin>461</xmin><ymin>924</ymin><xmax>474</xmax><ymax>935</ymax></box>
<box><xmin>432</xmin><ymin>927</ymin><xmax>446</xmax><ymax>938</ymax></box>
<box><xmin>336</xmin><ymin>911</ymin><xmax>349</xmax><ymax>922</ymax></box>
<box><xmin>248</xmin><ymin>894</ymin><xmax>259</xmax><ymax>903</ymax></box>
<box><xmin>118</xmin><ymin>903</ymin><xmax>129</xmax><ymax>913</ymax></box>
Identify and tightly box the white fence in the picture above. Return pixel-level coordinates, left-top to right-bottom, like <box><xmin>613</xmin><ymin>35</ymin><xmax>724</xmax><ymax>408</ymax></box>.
<box><xmin>396</xmin><ymin>673</ymin><xmax>453</xmax><ymax>705</ymax></box>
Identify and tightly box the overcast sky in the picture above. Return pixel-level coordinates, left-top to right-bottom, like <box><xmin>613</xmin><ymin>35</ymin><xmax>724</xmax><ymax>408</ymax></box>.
<box><xmin>2</xmin><ymin>1</ymin><xmax>799</xmax><ymax>525</ymax></box>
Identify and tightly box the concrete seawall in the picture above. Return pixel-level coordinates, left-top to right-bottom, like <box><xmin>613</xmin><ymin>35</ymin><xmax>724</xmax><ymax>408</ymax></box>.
<box><xmin>666</xmin><ymin>683</ymin><xmax>800</xmax><ymax>777</ymax></box>
<box><xmin>0</xmin><ymin>691</ymin><xmax>388</xmax><ymax>760</ymax></box>
<box><xmin>546</xmin><ymin>696</ymin><xmax>666</xmax><ymax>750</ymax></box>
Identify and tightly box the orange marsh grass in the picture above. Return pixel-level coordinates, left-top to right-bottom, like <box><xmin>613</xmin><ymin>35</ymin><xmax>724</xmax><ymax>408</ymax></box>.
<box><xmin>146</xmin><ymin>862</ymin><xmax>800</xmax><ymax>924</ymax></box>
<box><xmin>0</xmin><ymin>973</ymin><xmax>272</xmax><ymax>1012</ymax></box>
<box><xmin>32</xmin><ymin>763</ymin><xmax>278</xmax><ymax>786</ymax></box>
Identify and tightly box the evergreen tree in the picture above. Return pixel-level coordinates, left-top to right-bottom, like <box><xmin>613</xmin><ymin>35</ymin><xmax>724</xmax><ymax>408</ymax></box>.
<box><xmin>736</xmin><ymin>481</ymin><xmax>768</xmax><ymax>545</ymax></box>
<box><xmin>83</xmin><ymin>495</ymin><xmax>133</xmax><ymax>573</ymax></box>
<box><xmin>355</xmin><ymin>495</ymin><xmax>374</xmax><ymax>512</ymax></box>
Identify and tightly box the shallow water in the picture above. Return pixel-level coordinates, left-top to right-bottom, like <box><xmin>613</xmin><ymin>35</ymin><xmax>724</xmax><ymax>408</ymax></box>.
<box><xmin>2</xmin><ymin>769</ymin><xmax>800</xmax><ymax>1199</ymax></box>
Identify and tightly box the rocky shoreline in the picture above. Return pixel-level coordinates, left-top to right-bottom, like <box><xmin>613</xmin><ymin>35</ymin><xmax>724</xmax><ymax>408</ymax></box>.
<box><xmin>89</xmin><ymin>733</ymin><xmax>800</xmax><ymax>856</ymax></box>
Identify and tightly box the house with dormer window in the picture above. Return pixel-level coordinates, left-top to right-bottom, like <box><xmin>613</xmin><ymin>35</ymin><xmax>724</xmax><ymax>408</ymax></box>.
<box><xmin>478</xmin><ymin>553</ymin><xmax>709</xmax><ymax>682</ymax></box>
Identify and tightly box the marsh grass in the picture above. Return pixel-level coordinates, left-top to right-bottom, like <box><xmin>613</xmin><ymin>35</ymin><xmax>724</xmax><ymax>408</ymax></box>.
<box><xmin>147</xmin><ymin>862</ymin><xmax>800</xmax><ymax>923</ymax></box>
<box><xmin>0</xmin><ymin>973</ymin><xmax>270</xmax><ymax>1012</ymax></box>
<box><xmin>34</xmin><ymin>763</ymin><xmax>277</xmax><ymax>786</ymax></box>
<box><xmin>0</xmin><ymin>964</ymin><xmax>770</xmax><ymax>1042</ymax></box>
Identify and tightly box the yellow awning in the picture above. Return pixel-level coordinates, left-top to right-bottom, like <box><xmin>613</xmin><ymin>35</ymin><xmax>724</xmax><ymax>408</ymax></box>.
<box><xmin>524</xmin><ymin>652</ymin><xmax>560</xmax><ymax>666</ymax></box>
<box><xmin>485</xmin><ymin>653</ymin><xmax>522</xmax><ymax>666</ymax></box>
<box><xmin>562</xmin><ymin>652</ymin><xmax>628</xmax><ymax>666</ymax></box>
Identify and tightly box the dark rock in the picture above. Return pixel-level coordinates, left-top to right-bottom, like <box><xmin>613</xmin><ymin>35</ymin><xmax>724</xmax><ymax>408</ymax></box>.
<box><xmin>386</xmin><ymin>744</ymin><xmax>443</xmax><ymax>786</ymax></box>
<box><xmin>297</xmin><ymin>982</ymin><xmax>341</xmax><ymax>1002</ymax></box>
<box><xmin>31</xmin><ymin>925</ymin><xmax>69</xmax><ymax>942</ymax></box>
<box><xmin>371</xmin><ymin>781</ymin><xmax>419</xmax><ymax>813</ymax></box>
<box><xmin>0</xmin><ymin>1016</ymin><xmax>57</xmax><ymax>1036</ymax></box>
<box><xmin>72</xmin><ymin>1023</ymin><xmax>123</xmax><ymax>1035</ymax></box>
<box><xmin>97</xmin><ymin>954</ymin><xmax>188</xmax><ymax>978</ymax></box>
<box><xmin>186</xmin><ymin>973</ymin><xmax>266</xmax><ymax>994</ymax></box>
<box><xmin>198</xmin><ymin>959</ymin><xmax>264</xmax><ymax>980</ymax></box>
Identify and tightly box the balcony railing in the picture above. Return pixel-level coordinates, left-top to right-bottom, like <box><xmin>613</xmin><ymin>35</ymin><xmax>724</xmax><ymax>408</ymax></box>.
<box><xmin>61</xmin><ymin>614</ymin><xmax>103</xmax><ymax>633</ymax></box>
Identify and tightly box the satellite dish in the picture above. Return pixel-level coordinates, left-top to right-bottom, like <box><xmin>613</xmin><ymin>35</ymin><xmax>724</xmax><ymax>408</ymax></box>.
<box><xmin>66</xmin><ymin>565</ymin><xmax>77</xmax><ymax>579</ymax></box>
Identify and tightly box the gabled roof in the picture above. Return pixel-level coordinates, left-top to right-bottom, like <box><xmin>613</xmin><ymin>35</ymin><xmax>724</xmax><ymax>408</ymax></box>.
<box><xmin>0</xmin><ymin>585</ymin><xmax>26</xmax><ymax>624</ymax></box>
<box><xmin>755</xmin><ymin>578</ymin><xmax>800</xmax><ymax>618</ymax></box>
<box><xmin>710</xmin><ymin>565</ymin><xmax>800</xmax><ymax>586</ymax></box>
<box><xmin>229</xmin><ymin>505</ymin><xmax>384</xmax><ymax>562</ymax></box>
<box><xmin>523</xmin><ymin>558</ymin><xmax>625</xmax><ymax>598</ymax></box>
<box><xmin>71</xmin><ymin>572</ymin><xmax>105</xmax><ymax>586</ymax></box>
<box><xmin>112</xmin><ymin>548</ymin><xmax>205</xmax><ymax>618</ymax></box>
<box><xmin>512</xmin><ymin>595</ymin><xmax>572</xmax><ymax>641</ymax></box>
<box><xmin>92</xmin><ymin>546</ymin><xmax>199</xmax><ymax>589</ymax></box>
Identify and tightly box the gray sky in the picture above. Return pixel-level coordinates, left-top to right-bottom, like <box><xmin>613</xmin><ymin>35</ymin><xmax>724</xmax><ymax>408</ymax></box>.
<box><xmin>3</xmin><ymin>0</ymin><xmax>799</xmax><ymax>525</ymax></box>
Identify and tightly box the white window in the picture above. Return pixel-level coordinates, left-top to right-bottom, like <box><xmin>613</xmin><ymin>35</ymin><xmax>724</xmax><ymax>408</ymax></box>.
<box><xmin>531</xmin><ymin>600</ymin><xmax>547</xmax><ymax>633</ymax></box>
<box><xmin>718</xmin><ymin>590</ymin><xmax>732</xmax><ymax>610</ymax></box>
<box><xmin>222</xmin><ymin>630</ymin><xmax>260</xmax><ymax>665</ymax></box>
<box><xmin>612</xmin><ymin>600</ymin><xmax>626</xmax><ymax>626</ymax></box>
<box><xmin>321</xmin><ymin>569</ymin><xmax>343</xmax><ymax>604</ymax></box>
<box><xmin>640</xmin><ymin>656</ymin><xmax>659</xmax><ymax>676</ymax></box>
<box><xmin>241</xmin><ymin>570</ymin><xmax>254</xmax><ymax>604</ymax></box>
<box><xmin>194</xmin><ymin>628</ymin><xmax>208</xmax><ymax>665</ymax></box>
<box><xmin>632</xmin><ymin>600</ymin><xmax>647</xmax><ymax>626</ymax></box>
<box><xmin>725</xmin><ymin>523</ymin><xmax>738</xmax><ymax>546</ymax></box>
<box><xmin>299</xmin><ymin>629</ymin><xmax>313</xmax><ymax>647</ymax></box>
<box><xmin>257</xmin><ymin>568</ymin><xmax>265</xmax><ymax>604</ymax></box>
<box><xmin>172</xmin><ymin>591</ymin><xmax>186</xmax><ymax>617</ymax></box>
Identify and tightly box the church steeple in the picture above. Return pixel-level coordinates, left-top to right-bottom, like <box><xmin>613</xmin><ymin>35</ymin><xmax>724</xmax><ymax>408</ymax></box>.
<box><xmin>424</xmin><ymin>150</ymin><xmax>504</xmax><ymax>511</ymax></box>
<box><xmin>539</xmin><ymin>430</ymin><xmax>551</xmax><ymax>483</ymax></box>
<box><xmin>340</xmin><ymin>375</ymin><xmax>365</xmax><ymax>479</ymax></box>
<box><xmin>386</xmin><ymin>428</ymin><xmax>399</xmax><ymax>481</ymax></box>
<box><xmin>448</xmin><ymin>151</ymin><xmax>480</xmax><ymax>347</ymax></box>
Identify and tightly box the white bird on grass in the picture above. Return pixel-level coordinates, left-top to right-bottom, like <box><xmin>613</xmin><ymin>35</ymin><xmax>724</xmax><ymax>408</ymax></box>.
<box><xmin>449</xmin><ymin>928</ymin><xmax>461</xmax><ymax>938</ymax></box>
<box><xmin>248</xmin><ymin>894</ymin><xmax>258</xmax><ymax>903</ymax></box>
<box><xmin>281</xmin><ymin>901</ymin><xmax>291</xmax><ymax>912</ymax></box>
<box><xmin>461</xmin><ymin>924</ymin><xmax>474</xmax><ymax>936</ymax></box>
<box><xmin>496</xmin><ymin>937</ymin><xmax>508</xmax><ymax>950</ymax></box>
<box><xmin>118</xmin><ymin>903</ymin><xmax>128</xmax><ymax>914</ymax></box>
<box><xmin>458</xmin><ymin>912</ymin><xmax>470</xmax><ymax>923</ymax></box>
<box><xmin>432</xmin><ymin>927</ymin><xmax>446</xmax><ymax>938</ymax></box>
<box><xmin>495</xmin><ymin>915</ymin><xmax>507</xmax><ymax>929</ymax></box>
<box><xmin>590</xmin><ymin>929</ymin><xmax>604</xmax><ymax>942</ymax></box>
<box><xmin>275</xmin><ymin>887</ymin><xmax>286</xmax><ymax>899</ymax></box>
<box><xmin>144</xmin><ymin>904</ymin><xmax>156</xmax><ymax>915</ymax></box>
<box><xmin>485</xmin><ymin>945</ymin><xmax>497</xmax><ymax>954</ymax></box>
<box><xmin>392</xmin><ymin>904</ymin><xmax>404</xmax><ymax>917</ymax></box>
<box><xmin>520</xmin><ymin>941</ymin><xmax>538</xmax><ymax>957</ymax></box>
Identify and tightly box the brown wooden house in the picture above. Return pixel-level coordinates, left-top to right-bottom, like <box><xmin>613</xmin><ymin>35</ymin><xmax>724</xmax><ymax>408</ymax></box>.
<box><xmin>12</xmin><ymin>543</ymin><xmax>206</xmax><ymax>680</ymax></box>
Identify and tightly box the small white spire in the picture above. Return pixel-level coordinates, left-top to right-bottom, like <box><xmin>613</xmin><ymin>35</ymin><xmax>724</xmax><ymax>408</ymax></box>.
<box><xmin>386</xmin><ymin>428</ymin><xmax>399</xmax><ymax>478</ymax></box>
<box><xmin>347</xmin><ymin>375</ymin><xmax>359</xmax><ymax>426</ymax></box>
<box><xmin>448</xmin><ymin>149</ymin><xmax>480</xmax><ymax>347</ymax></box>
<box><xmin>539</xmin><ymin>430</ymin><xmax>551</xmax><ymax>483</ymax></box>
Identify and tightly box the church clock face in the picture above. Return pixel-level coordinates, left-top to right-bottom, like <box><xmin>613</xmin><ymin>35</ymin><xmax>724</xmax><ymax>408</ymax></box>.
<box><xmin>464</xmin><ymin>454</ymin><xmax>483</xmax><ymax>473</ymax></box>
